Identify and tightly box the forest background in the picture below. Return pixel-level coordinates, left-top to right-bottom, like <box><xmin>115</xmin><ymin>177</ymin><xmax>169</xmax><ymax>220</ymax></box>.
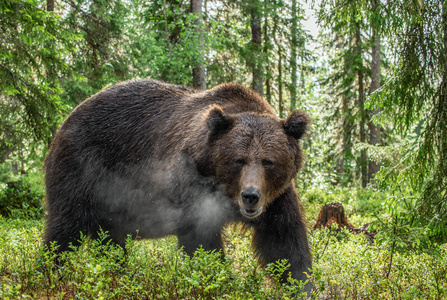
<box><xmin>0</xmin><ymin>0</ymin><xmax>446</xmax><ymax>298</ymax></box>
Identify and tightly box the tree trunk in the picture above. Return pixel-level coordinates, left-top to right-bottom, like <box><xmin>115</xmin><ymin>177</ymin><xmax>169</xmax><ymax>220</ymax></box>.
<box><xmin>46</xmin><ymin>0</ymin><xmax>56</xmax><ymax>147</ymax></box>
<box><xmin>191</xmin><ymin>0</ymin><xmax>206</xmax><ymax>90</ymax></box>
<box><xmin>263</xmin><ymin>0</ymin><xmax>272</xmax><ymax>104</ymax></box>
<box><xmin>355</xmin><ymin>22</ymin><xmax>368</xmax><ymax>188</ymax></box>
<box><xmin>47</xmin><ymin>0</ymin><xmax>54</xmax><ymax>12</ymax></box>
<box><xmin>289</xmin><ymin>0</ymin><xmax>298</xmax><ymax>111</ymax></box>
<box><xmin>272</xmin><ymin>16</ymin><xmax>283</xmax><ymax>117</ymax></box>
<box><xmin>278</xmin><ymin>45</ymin><xmax>284</xmax><ymax>118</ymax></box>
<box><xmin>250</xmin><ymin>0</ymin><xmax>263</xmax><ymax>96</ymax></box>
<box><xmin>441</xmin><ymin>0</ymin><xmax>447</xmax><ymax>175</ymax></box>
<box><xmin>340</xmin><ymin>93</ymin><xmax>354</xmax><ymax>183</ymax></box>
<box><xmin>368</xmin><ymin>0</ymin><xmax>381</xmax><ymax>182</ymax></box>
<box><xmin>300</xmin><ymin>49</ymin><xmax>305</xmax><ymax>95</ymax></box>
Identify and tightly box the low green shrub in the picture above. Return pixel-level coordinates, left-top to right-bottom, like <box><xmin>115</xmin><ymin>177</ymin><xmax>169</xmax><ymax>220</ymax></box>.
<box><xmin>302</xmin><ymin>187</ymin><xmax>388</xmax><ymax>226</ymax></box>
<box><xmin>0</xmin><ymin>177</ymin><xmax>44</xmax><ymax>219</ymax></box>
<box><xmin>1</xmin><ymin>195</ymin><xmax>446</xmax><ymax>299</ymax></box>
<box><xmin>310</xmin><ymin>228</ymin><xmax>447</xmax><ymax>299</ymax></box>
<box><xmin>0</xmin><ymin>221</ymin><xmax>306</xmax><ymax>299</ymax></box>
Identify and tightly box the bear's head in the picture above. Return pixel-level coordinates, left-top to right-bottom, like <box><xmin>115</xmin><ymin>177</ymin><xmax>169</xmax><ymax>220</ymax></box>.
<box><xmin>205</xmin><ymin>106</ymin><xmax>310</xmax><ymax>219</ymax></box>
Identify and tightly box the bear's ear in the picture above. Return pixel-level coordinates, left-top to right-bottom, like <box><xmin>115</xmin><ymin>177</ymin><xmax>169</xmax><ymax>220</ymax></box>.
<box><xmin>205</xmin><ymin>105</ymin><xmax>234</xmax><ymax>138</ymax></box>
<box><xmin>283</xmin><ymin>110</ymin><xmax>311</xmax><ymax>139</ymax></box>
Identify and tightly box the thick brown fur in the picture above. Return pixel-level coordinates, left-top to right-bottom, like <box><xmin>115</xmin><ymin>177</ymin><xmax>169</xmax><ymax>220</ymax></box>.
<box><xmin>44</xmin><ymin>79</ymin><xmax>312</xmax><ymax>293</ymax></box>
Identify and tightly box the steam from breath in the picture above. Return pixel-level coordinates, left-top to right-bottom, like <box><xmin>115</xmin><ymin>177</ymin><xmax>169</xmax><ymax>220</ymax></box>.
<box><xmin>91</xmin><ymin>153</ymin><xmax>237</xmax><ymax>242</ymax></box>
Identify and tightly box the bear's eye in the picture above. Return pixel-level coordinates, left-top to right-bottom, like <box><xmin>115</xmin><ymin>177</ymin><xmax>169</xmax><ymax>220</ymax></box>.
<box><xmin>262</xmin><ymin>159</ymin><xmax>274</xmax><ymax>168</ymax></box>
<box><xmin>234</xmin><ymin>158</ymin><xmax>247</xmax><ymax>167</ymax></box>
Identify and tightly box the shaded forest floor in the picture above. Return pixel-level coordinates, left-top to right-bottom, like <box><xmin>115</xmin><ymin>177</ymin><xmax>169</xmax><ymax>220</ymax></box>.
<box><xmin>0</xmin><ymin>188</ymin><xmax>446</xmax><ymax>299</ymax></box>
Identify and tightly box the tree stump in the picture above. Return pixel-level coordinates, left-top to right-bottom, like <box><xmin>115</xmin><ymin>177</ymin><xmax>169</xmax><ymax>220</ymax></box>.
<box><xmin>313</xmin><ymin>202</ymin><xmax>376</xmax><ymax>241</ymax></box>
<box><xmin>313</xmin><ymin>203</ymin><xmax>352</xmax><ymax>229</ymax></box>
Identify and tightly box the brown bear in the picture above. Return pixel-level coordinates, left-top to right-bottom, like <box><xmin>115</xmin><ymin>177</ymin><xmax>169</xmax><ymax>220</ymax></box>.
<box><xmin>44</xmin><ymin>79</ymin><xmax>312</xmax><ymax>293</ymax></box>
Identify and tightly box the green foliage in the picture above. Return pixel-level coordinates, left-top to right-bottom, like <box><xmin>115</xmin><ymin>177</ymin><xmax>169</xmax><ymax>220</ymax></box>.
<box><xmin>364</xmin><ymin>0</ymin><xmax>447</xmax><ymax>242</ymax></box>
<box><xmin>60</xmin><ymin>0</ymin><xmax>131</xmax><ymax>105</ymax></box>
<box><xmin>0</xmin><ymin>222</ymin><xmax>307</xmax><ymax>299</ymax></box>
<box><xmin>0</xmin><ymin>0</ymin><xmax>446</xmax><ymax>297</ymax></box>
<box><xmin>1</xmin><ymin>210</ymin><xmax>446</xmax><ymax>299</ymax></box>
<box><xmin>310</xmin><ymin>228</ymin><xmax>447</xmax><ymax>299</ymax></box>
<box><xmin>128</xmin><ymin>1</ymin><xmax>206</xmax><ymax>86</ymax></box>
<box><xmin>315</xmin><ymin>0</ymin><xmax>447</xmax><ymax>242</ymax></box>
<box><xmin>304</xmin><ymin>187</ymin><xmax>446</xmax><ymax>299</ymax></box>
<box><xmin>0</xmin><ymin>176</ymin><xmax>44</xmax><ymax>219</ymax></box>
<box><xmin>303</xmin><ymin>187</ymin><xmax>388</xmax><ymax>226</ymax></box>
<box><xmin>0</xmin><ymin>0</ymin><xmax>78</xmax><ymax>141</ymax></box>
<box><xmin>316</xmin><ymin>0</ymin><xmax>379</xmax><ymax>187</ymax></box>
<box><xmin>367</xmin><ymin>125</ymin><xmax>447</xmax><ymax>242</ymax></box>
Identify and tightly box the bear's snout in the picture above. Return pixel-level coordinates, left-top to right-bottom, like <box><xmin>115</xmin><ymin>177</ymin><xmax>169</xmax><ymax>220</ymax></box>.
<box><xmin>241</xmin><ymin>187</ymin><xmax>260</xmax><ymax>206</ymax></box>
<box><xmin>240</xmin><ymin>187</ymin><xmax>263</xmax><ymax>218</ymax></box>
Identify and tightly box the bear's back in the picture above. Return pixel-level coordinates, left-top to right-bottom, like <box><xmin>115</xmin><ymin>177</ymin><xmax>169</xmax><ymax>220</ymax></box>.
<box><xmin>186</xmin><ymin>83</ymin><xmax>275</xmax><ymax>116</ymax></box>
<box><xmin>48</xmin><ymin>80</ymin><xmax>194</xmax><ymax>168</ymax></box>
<box><xmin>47</xmin><ymin>79</ymin><xmax>275</xmax><ymax>170</ymax></box>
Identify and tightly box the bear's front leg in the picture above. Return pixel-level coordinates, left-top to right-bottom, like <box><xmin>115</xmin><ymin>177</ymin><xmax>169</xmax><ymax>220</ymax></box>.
<box><xmin>252</xmin><ymin>185</ymin><xmax>312</xmax><ymax>295</ymax></box>
<box><xmin>176</xmin><ymin>222</ymin><xmax>224</xmax><ymax>256</ymax></box>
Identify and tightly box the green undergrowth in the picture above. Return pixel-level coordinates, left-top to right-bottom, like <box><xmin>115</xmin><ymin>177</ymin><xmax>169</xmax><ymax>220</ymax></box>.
<box><xmin>302</xmin><ymin>187</ymin><xmax>389</xmax><ymax>226</ymax></box>
<box><xmin>0</xmin><ymin>216</ymin><xmax>446</xmax><ymax>299</ymax></box>
<box><xmin>302</xmin><ymin>187</ymin><xmax>447</xmax><ymax>299</ymax></box>
<box><xmin>0</xmin><ymin>218</ymin><xmax>307</xmax><ymax>299</ymax></box>
<box><xmin>1</xmin><ymin>187</ymin><xmax>446</xmax><ymax>299</ymax></box>
<box><xmin>310</xmin><ymin>229</ymin><xmax>447</xmax><ymax>299</ymax></box>
<box><xmin>0</xmin><ymin>177</ymin><xmax>45</xmax><ymax>220</ymax></box>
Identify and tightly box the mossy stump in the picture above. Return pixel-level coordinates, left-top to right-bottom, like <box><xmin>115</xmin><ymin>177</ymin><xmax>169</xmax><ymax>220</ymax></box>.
<box><xmin>313</xmin><ymin>202</ymin><xmax>376</xmax><ymax>241</ymax></box>
<box><xmin>313</xmin><ymin>203</ymin><xmax>351</xmax><ymax>229</ymax></box>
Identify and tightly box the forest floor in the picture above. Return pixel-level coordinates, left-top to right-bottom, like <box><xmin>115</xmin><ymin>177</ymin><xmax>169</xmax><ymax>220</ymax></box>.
<box><xmin>0</xmin><ymin>188</ymin><xmax>446</xmax><ymax>299</ymax></box>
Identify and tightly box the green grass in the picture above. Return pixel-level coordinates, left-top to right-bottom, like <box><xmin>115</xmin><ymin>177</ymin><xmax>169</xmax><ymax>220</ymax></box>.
<box><xmin>0</xmin><ymin>188</ymin><xmax>446</xmax><ymax>299</ymax></box>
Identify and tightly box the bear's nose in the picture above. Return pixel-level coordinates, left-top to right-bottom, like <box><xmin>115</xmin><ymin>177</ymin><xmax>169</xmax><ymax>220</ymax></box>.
<box><xmin>241</xmin><ymin>188</ymin><xmax>261</xmax><ymax>207</ymax></box>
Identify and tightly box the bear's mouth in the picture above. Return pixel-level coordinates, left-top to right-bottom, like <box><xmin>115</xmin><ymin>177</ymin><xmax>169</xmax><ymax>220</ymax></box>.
<box><xmin>240</xmin><ymin>206</ymin><xmax>263</xmax><ymax>218</ymax></box>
